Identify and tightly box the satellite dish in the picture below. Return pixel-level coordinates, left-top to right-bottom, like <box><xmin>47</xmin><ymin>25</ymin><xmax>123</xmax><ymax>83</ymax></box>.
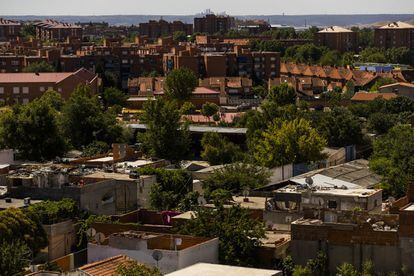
<box><xmin>197</xmin><ymin>196</ymin><xmax>207</xmax><ymax>206</ymax></box>
<box><xmin>86</xmin><ymin>227</ymin><xmax>96</xmax><ymax>238</ymax></box>
<box><xmin>305</xmin><ymin>177</ymin><xmax>314</xmax><ymax>186</ymax></box>
<box><xmin>94</xmin><ymin>232</ymin><xmax>105</xmax><ymax>244</ymax></box>
<box><xmin>152</xmin><ymin>250</ymin><xmax>163</xmax><ymax>262</ymax></box>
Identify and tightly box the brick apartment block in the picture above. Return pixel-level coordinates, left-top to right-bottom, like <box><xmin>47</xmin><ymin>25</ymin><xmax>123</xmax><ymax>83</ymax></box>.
<box><xmin>0</xmin><ymin>68</ymin><xmax>99</xmax><ymax>105</ymax></box>
<box><xmin>316</xmin><ymin>26</ymin><xmax>358</xmax><ymax>52</ymax></box>
<box><xmin>0</xmin><ymin>18</ymin><xmax>22</xmax><ymax>42</ymax></box>
<box><xmin>139</xmin><ymin>19</ymin><xmax>193</xmax><ymax>39</ymax></box>
<box><xmin>194</xmin><ymin>14</ymin><xmax>235</xmax><ymax>34</ymax></box>
<box><xmin>163</xmin><ymin>45</ymin><xmax>280</xmax><ymax>79</ymax></box>
<box><xmin>33</xmin><ymin>20</ymin><xmax>83</xmax><ymax>41</ymax></box>
<box><xmin>374</xmin><ymin>21</ymin><xmax>414</xmax><ymax>50</ymax></box>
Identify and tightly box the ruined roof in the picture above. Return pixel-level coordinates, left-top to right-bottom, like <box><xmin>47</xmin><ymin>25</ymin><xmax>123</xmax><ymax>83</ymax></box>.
<box><xmin>292</xmin><ymin>159</ymin><xmax>382</xmax><ymax>189</ymax></box>
<box><xmin>78</xmin><ymin>255</ymin><xmax>135</xmax><ymax>276</ymax></box>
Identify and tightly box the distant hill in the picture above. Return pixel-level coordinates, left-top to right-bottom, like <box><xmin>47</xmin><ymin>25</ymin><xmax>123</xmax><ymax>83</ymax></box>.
<box><xmin>3</xmin><ymin>14</ymin><xmax>414</xmax><ymax>27</ymax></box>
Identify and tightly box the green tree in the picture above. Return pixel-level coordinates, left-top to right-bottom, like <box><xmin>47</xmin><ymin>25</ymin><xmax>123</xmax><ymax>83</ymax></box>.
<box><xmin>268</xmin><ymin>83</ymin><xmax>297</xmax><ymax>106</ymax></box>
<box><xmin>0</xmin><ymin>208</ymin><xmax>47</xmax><ymax>254</ymax></box>
<box><xmin>203</xmin><ymin>163</ymin><xmax>270</xmax><ymax>195</ymax></box>
<box><xmin>116</xmin><ymin>260</ymin><xmax>162</xmax><ymax>276</ymax></box>
<box><xmin>252</xmin><ymin>85</ymin><xmax>268</xmax><ymax>99</ymax></box>
<box><xmin>361</xmin><ymin>260</ymin><xmax>374</xmax><ymax>276</ymax></box>
<box><xmin>336</xmin><ymin>263</ymin><xmax>358</xmax><ymax>276</ymax></box>
<box><xmin>201</xmin><ymin>132</ymin><xmax>244</xmax><ymax>165</ymax></box>
<box><xmin>367</xmin><ymin>112</ymin><xmax>398</xmax><ymax>134</ymax></box>
<box><xmin>320</xmin><ymin>50</ymin><xmax>342</xmax><ymax>66</ymax></box>
<box><xmin>201</xmin><ymin>102</ymin><xmax>219</xmax><ymax>118</ymax></box>
<box><xmin>177</xmin><ymin>203</ymin><xmax>265</xmax><ymax>266</ymax></box>
<box><xmin>0</xmin><ymin>240</ymin><xmax>31</xmax><ymax>276</ymax></box>
<box><xmin>23</xmin><ymin>61</ymin><xmax>55</xmax><ymax>73</ymax></box>
<box><xmin>0</xmin><ymin>93</ymin><xmax>66</xmax><ymax>161</ymax></box>
<box><xmin>81</xmin><ymin>141</ymin><xmax>110</xmax><ymax>157</ymax></box>
<box><xmin>164</xmin><ymin>68</ymin><xmax>198</xmax><ymax>101</ymax></box>
<box><xmin>253</xmin><ymin>118</ymin><xmax>326</xmax><ymax>168</ymax></box>
<box><xmin>281</xmin><ymin>255</ymin><xmax>295</xmax><ymax>276</ymax></box>
<box><xmin>369</xmin><ymin>77</ymin><xmax>396</xmax><ymax>92</ymax></box>
<box><xmin>20</xmin><ymin>23</ymin><xmax>36</xmax><ymax>38</ymax></box>
<box><xmin>138</xmin><ymin>98</ymin><xmax>190</xmax><ymax>163</ymax></box>
<box><xmin>103</xmin><ymin>87</ymin><xmax>128</xmax><ymax>107</ymax></box>
<box><xmin>292</xmin><ymin>265</ymin><xmax>312</xmax><ymax>276</ymax></box>
<box><xmin>180</xmin><ymin>101</ymin><xmax>196</xmax><ymax>115</ymax></box>
<box><xmin>173</xmin><ymin>31</ymin><xmax>187</xmax><ymax>42</ymax></box>
<box><xmin>370</xmin><ymin>125</ymin><xmax>414</xmax><ymax>197</ymax></box>
<box><xmin>137</xmin><ymin>167</ymin><xmax>192</xmax><ymax>211</ymax></box>
<box><xmin>61</xmin><ymin>85</ymin><xmax>123</xmax><ymax>148</ymax></box>
<box><xmin>315</xmin><ymin>107</ymin><xmax>363</xmax><ymax>147</ymax></box>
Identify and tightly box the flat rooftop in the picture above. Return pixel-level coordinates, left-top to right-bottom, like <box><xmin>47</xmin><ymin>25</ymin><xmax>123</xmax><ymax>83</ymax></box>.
<box><xmin>83</xmin><ymin>171</ymin><xmax>133</xmax><ymax>181</ymax></box>
<box><xmin>292</xmin><ymin>159</ymin><xmax>382</xmax><ymax>189</ymax></box>
<box><xmin>166</xmin><ymin>263</ymin><xmax>282</xmax><ymax>276</ymax></box>
<box><xmin>0</xmin><ymin>198</ymin><xmax>42</xmax><ymax>210</ymax></box>
<box><xmin>128</xmin><ymin>123</ymin><xmax>247</xmax><ymax>135</ymax></box>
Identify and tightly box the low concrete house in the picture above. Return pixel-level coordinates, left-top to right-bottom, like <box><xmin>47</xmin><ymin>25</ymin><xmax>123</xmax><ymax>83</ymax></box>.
<box><xmin>87</xmin><ymin>230</ymin><xmax>219</xmax><ymax>274</ymax></box>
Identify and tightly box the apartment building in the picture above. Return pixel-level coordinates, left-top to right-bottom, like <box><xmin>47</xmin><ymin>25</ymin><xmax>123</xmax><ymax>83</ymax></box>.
<box><xmin>33</xmin><ymin>20</ymin><xmax>83</xmax><ymax>41</ymax></box>
<box><xmin>163</xmin><ymin>46</ymin><xmax>280</xmax><ymax>79</ymax></box>
<box><xmin>374</xmin><ymin>21</ymin><xmax>414</xmax><ymax>50</ymax></box>
<box><xmin>139</xmin><ymin>19</ymin><xmax>193</xmax><ymax>39</ymax></box>
<box><xmin>0</xmin><ymin>68</ymin><xmax>98</xmax><ymax>105</ymax></box>
<box><xmin>194</xmin><ymin>14</ymin><xmax>235</xmax><ymax>34</ymax></box>
<box><xmin>315</xmin><ymin>26</ymin><xmax>358</xmax><ymax>52</ymax></box>
<box><xmin>0</xmin><ymin>18</ymin><xmax>22</xmax><ymax>41</ymax></box>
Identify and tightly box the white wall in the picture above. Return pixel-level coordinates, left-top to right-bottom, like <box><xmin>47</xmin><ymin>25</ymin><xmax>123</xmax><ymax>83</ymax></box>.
<box><xmin>0</xmin><ymin>149</ymin><xmax>14</xmax><ymax>164</ymax></box>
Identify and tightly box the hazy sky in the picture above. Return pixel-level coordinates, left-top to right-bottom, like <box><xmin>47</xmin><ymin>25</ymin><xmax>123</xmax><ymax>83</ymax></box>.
<box><xmin>1</xmin><ymin>0</ymin><xmax>414</xmax><ymax>15</ymax></box>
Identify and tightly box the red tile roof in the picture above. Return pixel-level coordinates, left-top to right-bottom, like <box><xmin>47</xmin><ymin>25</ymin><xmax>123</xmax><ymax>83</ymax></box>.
<box><xmin>380</xmin><ymin>82</ymin><xmax>414</xmax><ymax>89</ymax></box>
<box><xmin>0</xmin><ymin>68</ymin><xmax>96</xmax><ymax>84</ymax></box>
<box><xmin>351</xmin><ymin>92</ymin><xmax>398</xmax><ymax>101</ymax></box>
<box><xmin>78</xmin><ymin>255</ymin><xmax>134</xmax><ymax>276</ymax></box>
<box><xmin>0</xmin><ymin>18</ymin><xmax>21</xmax><ymax>26</ymax></box>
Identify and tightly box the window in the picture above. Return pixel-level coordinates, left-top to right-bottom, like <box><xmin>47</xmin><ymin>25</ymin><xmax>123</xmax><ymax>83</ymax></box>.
<box><xmin>328</xmin><ymin>200</ymin><xmax>337</xmax><ymax>209</ymax></box>
<box><xmin>122</xmin><ymin>59</ymin><xmax>128</xmax><ymax>64</ymax></box>
<box><xmin>0</xmin><ymin>87</ymin><xmax>3</xmax><ymax>94</ymax></box>
<box><xmin>40</xmin><ymin>86</ymin><xmax>45</xmax><ymax>92</ymax></box>
<box><xmin>22</xmin><ymin>87</ymin><xmax>29</xmax><ymax>94</ymax></box>
<box><xmin>13</xmin><ymin>87</ymin><xmax>19</xmax><ymax>94</ymax></box>
<box><xmin>58</xmin><ymin>88</ymin><xmax>62</xmax><ymax>92</ymax></box>
<box><xmin>11</xmin><ymin>60</ymin><xmax>19</xmax><ymax>66</ymax></box>
<box><xmin>22</xmin><ymin>98</ymin><xmax>29</xmax><ymax>104</ymax></box>
<box><xmin>48</xmin><ymin>87</ymin><xmax>53</xmax><ymax>91</ymax></box>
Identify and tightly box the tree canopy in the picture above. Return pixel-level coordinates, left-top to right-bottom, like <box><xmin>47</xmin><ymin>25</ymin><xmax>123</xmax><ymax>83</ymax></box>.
<box><xmin>138</xmin><ymin>98</ymin><xmax>190</xmax><ymax>163</ymax></box>
<box><xmin>253</xmin><ymin>118</ymin><xmax>326</xmax><ymax>168</ymax></box>
<box><xmin>138</xmin><ymin>167</ymin><xmax>194</xmax><ymax>211</ymax></box>
<box><xmin>314</xmin><ymin>107</ymin><xmax>363</xmax><ymax>147</ymax></box>
<box><xmin>164</xmin><ymin>68</ymin><xmax>198</xmax><ymax>101</ymax></box>
<box><xmin>201</xmin><ymin>132</ymin><xmax>244</xmax><ymax>165</ymax></box>
<box><xmin>177</xmin><ymin>203</ymin><xmax>265</xmax><ymax>266</ymax></box>
<box><xmin>102</xmin><ymin>87</ymin><xmax>128</xmax><ymax>107</ymax></box>
<box><xmin>370</xmin><ymin>124</ymin><xmax>414</xmax><ymax>197</ymax></box>
<box><xmin>0</xmin><ymin>91</ymin><xmax>66</xmax><ymax>161</ymax></box>
<box><xmin>23</xmin><ymin>61</ymin><xmax>55</xmax><ymax>73</ymax></box>
<box><xmin>61</xmin><ymin>85</ymin><xmax>123</xmax><ymax>149</ymax></box>
<box><xmin>203</xmin><ymin>163</ymin><xmax>270</xmax><ymax>195</ymax></box>
<box><xmin>267</xmin><ymin>83</ymin><xmax>297</xmax><ymax>106</ymax></box>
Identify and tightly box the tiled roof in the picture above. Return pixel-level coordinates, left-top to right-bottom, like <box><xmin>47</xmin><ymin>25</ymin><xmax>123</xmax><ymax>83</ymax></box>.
<box><xmin>33</xmin><ymin>19</ymin><xmax>81</xmax><ymax>29</ymax></box>
<box><xmin>78</xmin><ymin>255</ymin><xmax>134</xmax><ymax>276</ymax></box>
<box><xmin>319</xmin><ymin>26</ymin><xmax>353</xmax><ymax>33</ymax></box>
<box><xmin>193</xmin><ymin>87</ymin><xmax>220</xmax><ymax>94</ymax></box>
<box><xmin>351</xmin><ymin>92</ymin><xmax>398</xmax><ymax>101</ymax></box>
<box><xmin>0</xmin><ymin>68</ymin><xmax>96</xmax><ymax>84</ymax></box>
<box><xmin>379</xmin><ymin>21</ymin><xmax>414</xmax><ymax>29</ymax></box>
<box><xmin>0</xmin><ymin>18</ymin><xmax>21</xmax><ymax>26</ymax></box>
<box><xmin>380</xmin><ymin>82</ymin><xmax>414</xmax><ymax>89</ymax></box>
